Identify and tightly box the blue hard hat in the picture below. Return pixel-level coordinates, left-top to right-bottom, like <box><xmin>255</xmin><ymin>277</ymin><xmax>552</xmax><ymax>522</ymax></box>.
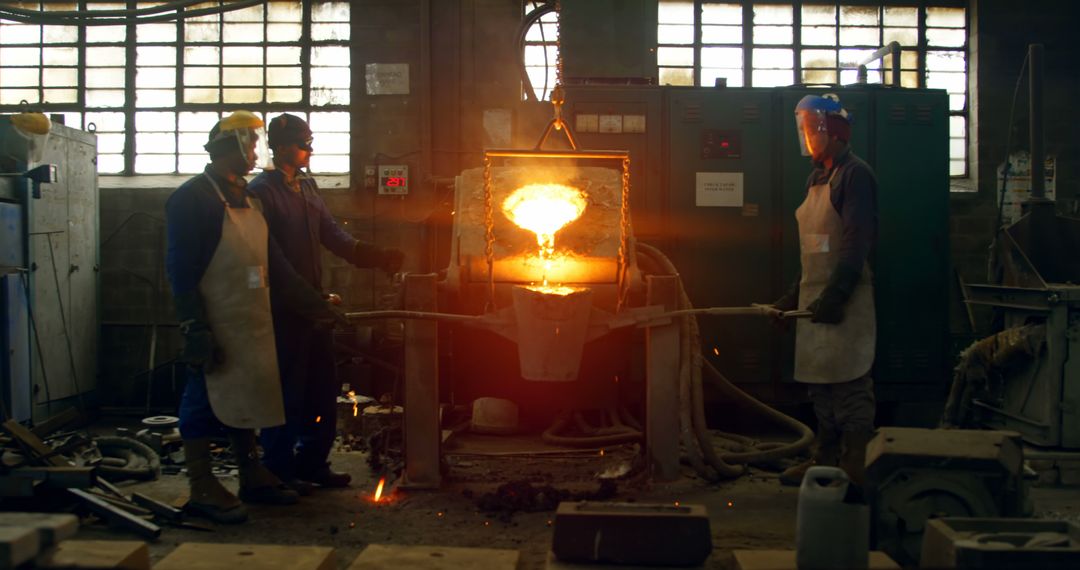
<box><xmin>795</xmin><ymin>93</ymin><xmax>851</xmax><ymax>123</ymax></box>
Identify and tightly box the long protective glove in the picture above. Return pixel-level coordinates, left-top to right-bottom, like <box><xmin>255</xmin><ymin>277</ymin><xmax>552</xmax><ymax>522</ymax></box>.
<box><xmin>174</xmin><ymin>290</ymin><xmax>223</xmax><ymax>372</ymax></box>
<box><xmin>352</xmin><ymin>241</ymin><xmax>404</xmax><ymax>275</ymax></box>
<box><xmin>767</xmin><ymin>275</ymin><xmax>801</xmax><ymax>331</ymax></box>
<box><xmin>808</xmin><ymin>263</ymin><xmax>862</xmax><ymax>324</ymax></box>
<box><xmin>275</xmin><ymin>270</ymin><xmax>349</xmax><ymax>329</ymax></box>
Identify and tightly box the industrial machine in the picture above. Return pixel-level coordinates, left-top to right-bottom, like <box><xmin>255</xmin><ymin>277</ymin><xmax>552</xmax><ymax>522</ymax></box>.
<box><xmin>0</xmin><ymin>114</ymin><xmax>99</xmax><ymax>423</ymax></box>
<box><xmin>354</xmin><ymin>80</ymin><xmax>951</xmax><ymax>489</ymax></box>
<box><xmin>944</xmin><ymin>45</ymin><xmax>1080</xmax><ymax>450</ymax></box>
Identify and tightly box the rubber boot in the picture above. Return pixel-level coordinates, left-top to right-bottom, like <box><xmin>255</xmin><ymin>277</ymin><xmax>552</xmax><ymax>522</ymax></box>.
<box><xmin>779</xmin><ymin>430</ymin><xmax>841</xmax><ymax>487</ymax></box>
<box><xmin>297</xmin><ymin>462</ymin><xmax>352</xmax><ymax>488</ymax></box>
<box><xmin>183</xmin><ymin>438</ymin><xmax>248</xmax><ymax>524</ymax></box>
<box><xmin>839</xmin><ymin>430</ymin><xmax>874</xmax><ymax>488</ymax></box>
<box><xmin>229</xmin><ymin>429</ymin><xmax>300</xmax><ymax>505</ymax></box>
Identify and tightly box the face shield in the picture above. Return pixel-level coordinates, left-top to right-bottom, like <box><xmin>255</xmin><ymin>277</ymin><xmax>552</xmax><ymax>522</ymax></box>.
<box><xmin>795</xmin><ymin>108</ymin><xmax>829</xmax><ymax>158</ymax></box>
<box><xmin>206</xmin><ymin>111</ymin><xmax>271</xmax><ymax>171</ymax></box>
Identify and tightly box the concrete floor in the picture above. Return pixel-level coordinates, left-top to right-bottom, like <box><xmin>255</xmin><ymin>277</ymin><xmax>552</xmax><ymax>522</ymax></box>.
<box><xmin>72</xmin><ymin>448</ymin><xmax>801</xmax><ymax>569</ymax></box>
<box><xmin>64</xmin><ymin>438</ymin><xmax>1080</xmax><ymax>570</ymax></box>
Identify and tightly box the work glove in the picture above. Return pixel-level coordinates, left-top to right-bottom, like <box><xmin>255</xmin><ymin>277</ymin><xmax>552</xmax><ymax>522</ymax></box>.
<box><xmin>377</xmin><ymin>248</ymin><xmax>404</xmax><ymax>275</ymax></box>
<box><xmin>174</xmin><ymin>291</ymin><xmax>224</xmax><ymax>373</ymax></box>
<box><xmin>808</xmin><ymin>263</ymin><xmax>862</xmax><ymax>325</ymax></box>
<box><xmin>352</xmin><ymin>242</ymin><xmax>404</xmax><ymax>275</ymax></box>
<box><xmin>765</xmin><ymin>276</ymin><xmax>800</xmax><ymax>331</ymax></box>
<box><xmin>313</xmin><ymin>304</ymin><xmax>350</xmax><ymax>330</ymax></box>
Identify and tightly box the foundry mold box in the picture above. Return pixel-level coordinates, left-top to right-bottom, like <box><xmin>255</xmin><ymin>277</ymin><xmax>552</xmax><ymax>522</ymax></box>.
<box><xmin>921</xmin><ymin>518</ymin><xmax>1080</xmax><ymax>569</ymax></box>
<box><xmin>551</xmin><ymin>501</ymin><xmax>712</xmax><ymax>566</ymax></box>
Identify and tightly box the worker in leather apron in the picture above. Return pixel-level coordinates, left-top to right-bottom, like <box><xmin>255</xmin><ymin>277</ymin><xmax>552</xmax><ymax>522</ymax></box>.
<box><xmin>772</xmin><ymin>94</ymin><xmax>878</xmax><ymax>487</ymax></box>
<box><xmin>165</xmin><ymin>111</ymin><xmax>346</xmax><ymax>523</ymax></box>
<box><xmin>249</xmin><ymin>114</ymin><xmax>403</xmax><ymax>492</ymax></box>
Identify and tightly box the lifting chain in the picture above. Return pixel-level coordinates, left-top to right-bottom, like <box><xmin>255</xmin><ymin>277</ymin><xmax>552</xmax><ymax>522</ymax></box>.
<box><xmin>617</xmin><ymin>156</ymin><xmax>631</xmax><ymax>311</ymax></box>
<box><xmin>482</xmin><ymin>155</ymin><xmax>496</xmax><ymax>312</ymax></box>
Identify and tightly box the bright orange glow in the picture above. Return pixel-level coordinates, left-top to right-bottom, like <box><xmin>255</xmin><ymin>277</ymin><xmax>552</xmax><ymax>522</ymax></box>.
<box><xmin>315</xmin><ymin>415</ymin><xmax>322</xmax><ymax>423</ymax></box>
<box><xmin>523</xmin><ymin>284</ymin><xmax>581</xmax><ymax>296</ymax></box>
<box><xmin>373</xmin><ymin>477</ymin><xmax>386</xmax><ymax>502</ymax></box>
<box><xmin>502</xmin><ymin>183</ymin><xmax>587</xmax><ymax>285</ymax></box>
<box><xmin>348</xmin><ymin>390</ymin><xmax>359</xmax><ymax>417</ymax></box>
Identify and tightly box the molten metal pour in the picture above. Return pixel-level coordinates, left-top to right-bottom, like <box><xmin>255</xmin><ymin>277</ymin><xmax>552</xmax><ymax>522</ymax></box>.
<box><xmin>501</xmin><ymin>183</ymin><xmax>587</xmax><ymax>289</ymax></box>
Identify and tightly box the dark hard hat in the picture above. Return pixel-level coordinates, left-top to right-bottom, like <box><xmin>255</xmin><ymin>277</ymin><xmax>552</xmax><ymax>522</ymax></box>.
<box><xmin>268</xmin><ymin>113</ymin><xmax>313</xmax><ymax>151</ymax></box>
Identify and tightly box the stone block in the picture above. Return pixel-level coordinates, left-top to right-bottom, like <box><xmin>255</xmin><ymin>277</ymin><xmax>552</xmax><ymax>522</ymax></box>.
<box><xmin>154</xmin><ymin>543</ymin><xmax>335</xmax><ymax>570</ymax></box>
<box><xmin>36</xmin><ymin>540</ymin><xmax>150</xmax><ymax>570</ymax></box>
<box><xmin>348</xmin><ymin>544</ymin><xmax>519</xmax><ymax>570</ymax></box>
<box><xmin>551</xmin><ymin>502</ymin><xmax>711</xmax><ymax>567</ymax></box>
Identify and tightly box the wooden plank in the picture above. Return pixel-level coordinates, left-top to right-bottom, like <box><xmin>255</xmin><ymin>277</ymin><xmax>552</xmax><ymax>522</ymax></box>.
<box><xmin>36</xmin><ymin>540</ymin><xmax>150</xmax><ymax>570</ymax></box>
<box><xmin>154</xmin><ymin>543</ymin><xmax>335</xmax><ymax>570</ymax></box>
<box><xmin>65</xmin><ymin>489</ymin><xmax>161</xmax><ymax>540</ymax></box>
<box><xmin>0</xmin><ymin>526</ymin><xmax>40</xmax><ymax>569</ymax></box>
<box><xmin>30</xmin><ymin>407</ymin><xmax>82</xmax><ymax>439</ymax></box>
<box><xmin>732</xmin><ymin>550</ymin><xmax>899</xmax><ymax>570</ymax></box>
<box><xmin>402</xmin><ymin>273</ymin><xmax>440</xmax><ymax>489</ymax></box>
<box><xmin>349</xmin><ymin>544</ymin><xmax>519</xmax><ymax>570</ymax></box>
<box><xmin>646</xmin><ymin>275</ymin><xmax>681</xmax><ymax>481</ymax></box>
<box><xmin>0</xmin><ymin>513</ymin><xmax>78</xmax><ymax>547</ymax></box>
<box><xmin>1</xmin><ymin>419</ymin><xmax>69</xmax><ymax>466</ymax></box>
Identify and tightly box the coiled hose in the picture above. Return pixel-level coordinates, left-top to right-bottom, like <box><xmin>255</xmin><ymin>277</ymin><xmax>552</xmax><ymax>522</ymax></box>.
<box><xmin>636</xmin><ymin>242</ymin><xmax>814</xmax><ymax>481</ymax></box>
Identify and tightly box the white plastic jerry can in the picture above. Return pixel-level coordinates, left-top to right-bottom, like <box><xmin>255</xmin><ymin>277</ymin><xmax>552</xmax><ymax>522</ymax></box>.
<box><xmin>796</xmin><ymin>465</ymin><xmax>870</xmax><ymax>569</ymax></box>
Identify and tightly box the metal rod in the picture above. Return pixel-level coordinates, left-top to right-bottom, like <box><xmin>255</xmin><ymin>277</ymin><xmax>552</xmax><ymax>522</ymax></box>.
<box><xmin>484</xmin><ymin>149</ymin><xmax>629</xmax><ymax>160</ymax></box>
<box><xmin>1029</xmin><ymin>43</ymin><xmax>1045</xmax><ymax>200</ymax></box>
<box><xmin>345</xmin><ymin>310</ymin><xmax>483</xmax><ymax>323</ymax></box>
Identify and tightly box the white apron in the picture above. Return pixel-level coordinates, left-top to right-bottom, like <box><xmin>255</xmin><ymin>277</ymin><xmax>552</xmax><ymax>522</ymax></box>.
<box><xmin>199</xmin><ymin>175</ymin><xmax>285</xmax><ymax>428</ymax></box>
<box><xmin>793</xmin><ymin>169</ymin><xmax>876</xmax><ymax>384</ymax></box>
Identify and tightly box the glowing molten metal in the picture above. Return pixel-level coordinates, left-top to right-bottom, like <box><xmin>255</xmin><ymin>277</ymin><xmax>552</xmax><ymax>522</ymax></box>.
<box><xmin>502</xmin><ymin>183</ymin><xmax>587</xmax><ymax>287</ymax></box>
<box><xmin>373</xmin><ymin>477</ymin><xmax>386</xmax><ymax>502</ymax></box>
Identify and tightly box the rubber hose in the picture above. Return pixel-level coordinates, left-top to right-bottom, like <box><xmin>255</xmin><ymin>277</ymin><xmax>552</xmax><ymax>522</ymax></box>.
<box><xmin>635</xmin><ymin>242</ymin><xmax>813</xmax><ymax>471</ymax></box>
<box><xmin>93</xmin><ymin>435</ymin><xmax>162</xmax><ymax>481</ymax></box>
<box><xmin>541</xmin><ymin>411</ymin><xmax>643</xmax><ymax>448</ymax></box>
<box><xmin>637</xmin><ymin>243</ymin><xmax>741</xmax><ymax>478</ymax></box>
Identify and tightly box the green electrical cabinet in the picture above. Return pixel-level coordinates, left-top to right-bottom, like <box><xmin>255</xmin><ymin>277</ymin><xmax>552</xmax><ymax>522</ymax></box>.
<box><xmin>664</xmin><ymin>86</ymin><xmax>950</xmax><ymax>400</ymax></box>
<box><xmin>665</xmin><ymin>87</ymin><xmax>779</xmax><ymax>387</ymax></box>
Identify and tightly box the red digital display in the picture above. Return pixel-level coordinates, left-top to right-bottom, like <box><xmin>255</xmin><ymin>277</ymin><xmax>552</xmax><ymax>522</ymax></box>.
<box><xmin>382</xmin><ymin>177</ymin><xmax>407</xmax><ymax>187</ymax></box>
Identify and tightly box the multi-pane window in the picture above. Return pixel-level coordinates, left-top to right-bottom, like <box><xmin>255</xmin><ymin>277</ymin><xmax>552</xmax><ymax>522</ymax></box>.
<box><xmin>0</xmin><ymin>1</ymin><xmax>351</xmax><ymax>175</ymax></box>
<box><xmin>523</xmin><ymin>1</ymin><xmax>559</xmax><ymax>101</ymax></box>
<box><xmin>655</xmin><ymin>1</ymin><xmax>969</xmax><ymax>177</ymax></box>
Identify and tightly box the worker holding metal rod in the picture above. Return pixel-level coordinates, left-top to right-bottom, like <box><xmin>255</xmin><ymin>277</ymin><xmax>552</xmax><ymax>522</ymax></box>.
<box><xmin>772</xmin><ymin>94</ymin><xmax>879</xmax><ymax>488</ymax></box>
<box><xmin>250</xmin><ymin>114</ymin><xmax>404</xmax><ymax>493</ymax></box>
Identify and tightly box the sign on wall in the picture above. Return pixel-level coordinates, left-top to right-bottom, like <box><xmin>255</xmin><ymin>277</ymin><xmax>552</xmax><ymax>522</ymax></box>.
<box><xmin>695</xmin><ymin>172</ymin><xmax>744</xmax><ymax>207</ymax></box>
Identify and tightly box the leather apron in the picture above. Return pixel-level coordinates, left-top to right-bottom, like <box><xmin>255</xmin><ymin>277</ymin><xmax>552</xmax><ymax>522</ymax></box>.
<box><xmin>199</xmin><ymin>175</ymin><xmax>285</xmax><ymax>428</ymax></box>
<box><xmin>793</xmin><ymin>169</ymin><xmax>876</xmax><ymax>384</ymax></box>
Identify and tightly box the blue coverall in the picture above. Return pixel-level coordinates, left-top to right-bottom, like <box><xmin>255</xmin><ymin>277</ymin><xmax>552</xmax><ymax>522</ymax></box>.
<box><xmin>248</xmin><ymin>169</ymin><xmax>383</xmax><ymax>480</ymax></box>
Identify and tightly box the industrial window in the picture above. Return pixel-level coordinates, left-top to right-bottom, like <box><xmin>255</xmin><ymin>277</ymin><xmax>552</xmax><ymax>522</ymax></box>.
<box><xmin>656</xmin><ymin>1</ymin><xmax>970</xmax><ymax>177</ymax></box>
<box><xmin>0</xmin><ymin>1</ymin><xmax>351</xmax><ymax>175</ymax></box>
<box><xmin>522</xmin><ymin>1</ymin><xmax>560</xmax><ymax>102</ymax></box>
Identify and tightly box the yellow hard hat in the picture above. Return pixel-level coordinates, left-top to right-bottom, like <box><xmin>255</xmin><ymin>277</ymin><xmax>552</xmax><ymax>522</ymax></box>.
<box><xmin>207</xmin><ymin>110</ymin><xmax>263</xmax><ymax>145</ymax></box>
<box><xmin>11</xmin><ymin>112</ymin><xmax>51</xmax><ymax>135</ymax></box>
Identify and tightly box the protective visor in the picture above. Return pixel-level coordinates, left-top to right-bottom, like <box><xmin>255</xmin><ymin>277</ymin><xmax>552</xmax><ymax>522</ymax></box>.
<box><xmin>208</xmin><ymin>126</ymin><xmax>271</xmax><ymax>171</ymax></box>
<box><xmin>795</xmin><ymin>109</ymin><xmax>829</xmax><ymax>158</ymax></box>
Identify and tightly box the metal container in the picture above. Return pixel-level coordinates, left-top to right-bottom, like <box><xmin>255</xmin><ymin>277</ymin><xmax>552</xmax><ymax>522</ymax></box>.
<box><xmin>511</xmin><ymin>285</ymin><xmax>593</xmax><ymax>382</ymax></box>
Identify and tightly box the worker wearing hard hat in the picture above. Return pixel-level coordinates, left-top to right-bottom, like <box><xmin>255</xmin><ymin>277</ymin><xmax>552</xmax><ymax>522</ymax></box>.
<box><xmin>773</xmin><ymin>94</ymin><xmax>878</xmax><ymax>488</ymax></box>
<box><xmin>165</xmin><ymin>111</ymin><xmax>345</xmax><ymax>523</ymax></box>
<box><xmin>249</xmin><ymin>113</ymin><xmax>403</xmax><ymax>493</ymax></box>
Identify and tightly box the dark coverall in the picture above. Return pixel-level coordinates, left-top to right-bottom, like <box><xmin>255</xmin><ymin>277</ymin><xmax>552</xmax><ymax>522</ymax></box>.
<box><xmin>249</xmin><ymin>169</ymin><xmax>384</xmax><ymax>479</ymax></box>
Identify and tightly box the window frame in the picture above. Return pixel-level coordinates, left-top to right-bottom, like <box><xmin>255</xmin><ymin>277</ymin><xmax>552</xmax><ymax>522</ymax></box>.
<box><xmin>0</xmin><ymin>0</ymin><xmax>351</xmax><ymax>175</ymax></box>
<box><xmin>654</xmin><ymin>1</ymin><xmax>970</xmax><ymax>178</ymax></box>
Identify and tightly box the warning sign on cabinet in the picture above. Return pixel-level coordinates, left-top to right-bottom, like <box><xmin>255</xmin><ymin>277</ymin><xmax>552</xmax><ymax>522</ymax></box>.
<box><xmin>696</xmin><ymin>172</ymin><xmax>744</xmax><ymax>207</ymax></box>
